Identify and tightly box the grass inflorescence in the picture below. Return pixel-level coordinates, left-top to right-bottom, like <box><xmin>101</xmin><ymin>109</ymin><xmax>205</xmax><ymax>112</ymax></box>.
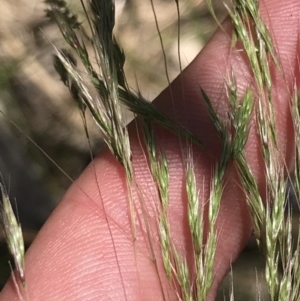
<box><xmin>0</xmin><ymin>183</ymin><xmax>26</xmax><ymax>300</ymax></box>
<box><xmin>1</xmin><ymin>0</ymin><xmax>300</xmax><ymax>300</ymax></box>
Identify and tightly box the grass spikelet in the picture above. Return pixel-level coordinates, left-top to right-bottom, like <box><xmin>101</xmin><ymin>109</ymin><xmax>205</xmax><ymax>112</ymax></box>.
<box><xmin>0</xmin><ymin>184</ymin><xmax>26</xmax><ymax>291</ymax></box>
<box><xmin>143</xmin><ymin>121</ymin><xmax>173</xmax><ymax>278</ymax></box>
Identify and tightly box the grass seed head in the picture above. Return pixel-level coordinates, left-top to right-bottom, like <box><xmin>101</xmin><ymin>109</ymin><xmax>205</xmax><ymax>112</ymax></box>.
<box><xmin>0</xmin><ymin>183</ymin><xmax>25</xmax><ymax>288</ymax></box>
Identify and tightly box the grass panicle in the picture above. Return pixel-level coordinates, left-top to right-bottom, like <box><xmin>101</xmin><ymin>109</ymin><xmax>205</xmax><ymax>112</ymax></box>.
<box><xmin>202</xmin><ymin>2</ymin><xmax>300</xmax><ymax>299</ymax></box>
<box><xmin>47</xmin><ymin>0</ymin><xmax>204</xmax><ymax>157</ymax></box>
<box><xmin>226</xmin><ymin>1</ymin><xmax>299</xmax><ymax>300</ymax></box>
<box><xmin>49</xmin><ymin>0</ymin><xmax>299</xmax><ymax>299</ymax></box>
<box><xmin>48</xmin><ymin>0</ymin><xmax>132</xmax><ymax>178</ymax></box>
<box><xmin>1</xmin><ymin>0</ymin><xmax>298</xmax><ymax>300</ymax></box>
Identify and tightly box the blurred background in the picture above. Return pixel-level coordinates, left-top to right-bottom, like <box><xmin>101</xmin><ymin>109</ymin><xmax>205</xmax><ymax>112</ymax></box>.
<box><xmin>0</xmin><ymin>0</ymin><xmax>294</xmax><ymax>300</ymax></box>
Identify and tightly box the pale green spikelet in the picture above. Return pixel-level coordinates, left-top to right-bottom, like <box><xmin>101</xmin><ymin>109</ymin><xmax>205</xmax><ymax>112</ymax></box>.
<box><xmin>0</xmin><ymin>184</ymin><xmax>26</xmax><ymax>289</ymax></box>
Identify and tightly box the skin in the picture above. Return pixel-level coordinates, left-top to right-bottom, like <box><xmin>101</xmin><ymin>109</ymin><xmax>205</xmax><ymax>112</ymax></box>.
<box><xmin>0</xmin><ymin>0</ymin><xmax>299</xmax><ymax>300</ymax></box>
